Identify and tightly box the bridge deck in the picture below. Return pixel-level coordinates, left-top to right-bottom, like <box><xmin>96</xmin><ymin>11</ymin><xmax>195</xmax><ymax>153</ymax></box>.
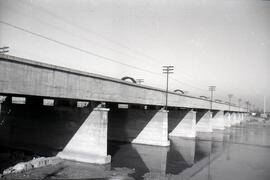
<box><xmin>0</xmin><ymin>54</ymin><xmax>245</xmax><ymax>112</ymax></box>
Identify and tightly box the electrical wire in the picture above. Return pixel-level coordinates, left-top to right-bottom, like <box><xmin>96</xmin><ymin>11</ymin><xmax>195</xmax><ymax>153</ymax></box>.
<box><xmin>1</xmin><ymin>20</ymin><xmax>209</xmax><ymax>95</ymax></box>
<box><xmin>16</xmin><ymin>0</ymin><xmax>212</xmax><ymax>89</ymax></box>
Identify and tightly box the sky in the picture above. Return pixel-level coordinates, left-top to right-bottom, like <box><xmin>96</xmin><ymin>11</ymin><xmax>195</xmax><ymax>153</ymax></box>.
<box><xmin>0</xmin><ymin>0</ymin><xmax>270</xmax><ymax>111</ymax></box>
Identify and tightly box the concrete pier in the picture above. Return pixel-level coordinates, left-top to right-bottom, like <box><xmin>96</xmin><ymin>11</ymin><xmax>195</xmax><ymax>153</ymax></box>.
<box><xmin>231</xmin><ymin>113</ymin><xmax>238</xmax><ymax>126</ymax></box>
<box><xmin>240</xmin><ymin>113</ymin><xmax>244</xmax><ymax>123</ymax></box>
<box><xmin>169</xmin><ymin>109</ymin><xmax>196</xmax><ymax>138</ymax></box>
<box><xmin>224</xmin><ymin>112</ymin><xmax>231</xmax><ymax>128</ymax></box>
<box><xmin>211</xmin><ymin>111</ymin><xmax>225</xmax><ymax>130</ymax></box>
<box><xmin>57</xmin><ymin>107</ymin><xmax>111</xmax><ymax>164</ymax></box>
<box><xmin>108</xmin><ymin>107</ymin><xmax>170</xmax><ymax>146</ymax></box>
<box><xmin>241</xmin><ymin>113</ymin><xmax>246</xmax><ymax>123</ymax></box>
<box><xmin>195</xmin><ymin>110</ymin><xmax>213</xmax><ymax>133</ymax></box>
<box><xmin>132</xmin><ymin>109</ymin><xmax>170</xmax><ymax>146</ymax></box>
<box><xmin>238</xmin><ymin>113</ymin><xmax>243</xmax><ymax>123</ymax></box>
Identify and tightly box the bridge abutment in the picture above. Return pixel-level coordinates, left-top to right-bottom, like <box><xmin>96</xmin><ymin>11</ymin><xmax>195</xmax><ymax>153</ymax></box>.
<box><xmin>168</xmin><ymin>109</ymin><xmax>196</xmax><ymax>138</ymax></box>
<box><xmin>57</xmin><ymin>107</ymin><xmax>111</xmax><ymax>164</ymax></box>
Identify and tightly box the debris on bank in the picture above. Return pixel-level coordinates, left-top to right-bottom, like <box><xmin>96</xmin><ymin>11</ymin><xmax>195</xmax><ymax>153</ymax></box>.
<box><xmin>106</xmin><ymin>167</ymin><xmax>135</xmax><ymax>180</ymax></box>
<box><xmin>2</xmin><ymin>156</ymin><xmax>62</xmax><ymax>175</ymax></box>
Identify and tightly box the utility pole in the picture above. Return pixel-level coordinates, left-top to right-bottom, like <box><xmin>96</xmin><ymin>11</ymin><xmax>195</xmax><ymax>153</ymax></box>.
<box><xmin>264</xmin><ymin>95</ymin><xmax>266</xmax><ymax>115</ymax></box>
<box><xmin>245</xmin><ymin>101</ymin><xmax>250</xmax><ymax>113</ymax></box>
<box><xmin>136</xmin><ymin>79</ymin><xmax>144</xmax><ymax>85</ymax></box>
<box><xmin>238</xmin><ymin>98</ymin><xmax>242</xmax><ymax>112</ymax></box>
<box><xmin>228</xmin><ymin>94</ymin><xmax>233</xmax><ymax>111</ymax></box>
<box><xmin>0</xmin><ymin>46</ymin><xmax>9</xmax><ymax>54</ymax></box>
<box><xmin>208</xmin><ymin>85</ymin><xmax>216</xmax><ymax>180</ymax></box>
<box><xmin>162</xmin><ymin>66</ymin><xmax>174</xmax><ymax>110</ymax></box>
<box><xmin>209</xmin><ymin>86</ymin><xmax>216</xmax><ymax>110</ymax></box>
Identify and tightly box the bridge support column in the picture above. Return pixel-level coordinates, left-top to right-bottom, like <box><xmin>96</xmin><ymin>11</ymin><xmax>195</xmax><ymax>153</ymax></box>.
<box><xmin>168</xmin><ymin>109</ymin><xmax>196</xmax><ymax>138</ymax></box>
<box><xmin>240</xmin><ymin>113</ymin><xmax>245</xmax><ymax>123</ymax></box>
<box><xmin>224</xmin><ymin>112</ymin><xmax>231</xmax><ymax>128</ymax></box>
<box><xmin>238</xmin><ymin>113</ymin><xmax>242</xmax><ymax>123</ymax></box>
<box><xmin>235</xmin><ymin>113</ymin><xmax>240</xmax><ymax>124</ymax></box>
<box><xmin>108</xmin><ymin>105</ymin><xmax>170</xmax><ymax>146</ymax></box>
<box><xmin>132</xmin><ymin>109</ymin><xmax>170</xmax><ymax>146</ymax></box>
<box><xmin>234</xmin><ymin>113</ymin><xmax>239</xmax><ymax>125</ymax></box>
<box><xmin>229</xmin><ymin>113</ymin><xmax>235</xmax><ymax>126</ymax></box>
<box><xmin>57</xmin><ymin>107</ymin><xmax>111</xmax><ymax>164</ymax></box>
<box><xmin>242</xmin><ymin>113</ymin><xmax>245</xmax><ymax>123</ymax></box>
<box><xmin>241</xmin><ymin>113</ymin><xmax>245</xmax><ymax>123</ymax></box>
<box><xmin>237</xmin><ymin>113</ymin><xmax>242</xmax><ymax>124</ymax></box>
<box><xmin>195</xmin><ymin>110</ymin><xmax>213</xmax><ymax>133</ymax></box>
<box><xmin>235</xmin><ymin>113</ymin><xmax>241</xmax><ymax>124</ymax></box>
<box><xmin>211</xmin><ymin>111</ymin><xmax>225</xmax><ymax>130</ymax></box>
<box><xmin>245</xmin><ymin>113</ymin><xmax>250</xmax><ymax>122</ymax></box>
<box><xmin>108</xmin><ymin>108</ymin><xmax>170</xmax><ymax>147</ymax></box>
<box><xmin>231</xmin><ymin>113</ymin><xmax>238</xmax><ymax>126</ymax></box>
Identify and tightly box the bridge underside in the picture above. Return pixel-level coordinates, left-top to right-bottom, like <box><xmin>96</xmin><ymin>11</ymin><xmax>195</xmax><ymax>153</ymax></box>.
<box><xmin>0</xmin><ymin>95</ymin><xmax>248</xmax><ymax>164</ymax></box>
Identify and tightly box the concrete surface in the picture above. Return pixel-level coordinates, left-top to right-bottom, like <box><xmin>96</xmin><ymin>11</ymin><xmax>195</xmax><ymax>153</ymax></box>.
<box><xmin>196</xmin><ymin>110</ymin><xmax>213</xmax><ymax>133</ymax></box>
<box><xmin>169</xmin><ymin>110</ymin><xmax>196</xmax><ymax>138</ymax></box>
<box><xmin>224</xmin><ymin>112</ymin><xmax>231</xmax><ymax>128</ymax></box>
<box><xmin>57</xmin><ymin>107</ymin><xmax>111</xmax><ymax>164</ymax></box>
<box><xmin>211</xmin><ymin>111</ymin><xmax>225</xmax><ymax>130</ymax></box>
<box><xmin>108</xmin><ymin>108</ymin><xmax>170</xmax><ymax>146</ymax></box>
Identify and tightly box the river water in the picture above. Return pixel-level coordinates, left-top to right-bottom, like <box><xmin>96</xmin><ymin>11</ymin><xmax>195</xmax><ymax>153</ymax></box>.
<box><xmin>2</xmin><ymin>119</ymin><xmax>270</xmax><ymax>180</ymax></box>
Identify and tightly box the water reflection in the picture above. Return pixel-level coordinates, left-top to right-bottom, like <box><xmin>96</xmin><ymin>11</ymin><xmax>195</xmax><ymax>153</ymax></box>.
<box><xmin>108</xmin><ymin>136</ymin><xmax>213</xmax><ymax>179</ymax></box>
<box><xmin>169</xmin><ymin>137</ymin><xmax>195</xmax><ymax>166</ymax></box>
<box><xmin>108</xmin><ymin>121</ymin><xmax>270</xmax><ymax>180</ymax></box>
<box><xmin>2</xmin><ymin>121</ymin><xmax>270</xmax><ymax>179</ymax></box>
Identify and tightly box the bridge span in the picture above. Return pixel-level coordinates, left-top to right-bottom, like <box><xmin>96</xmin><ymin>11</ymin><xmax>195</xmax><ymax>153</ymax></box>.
<box><xmin>0</xmin><ymin>54</ymin><xmax>248</xmax><ymax>164</ymax></box>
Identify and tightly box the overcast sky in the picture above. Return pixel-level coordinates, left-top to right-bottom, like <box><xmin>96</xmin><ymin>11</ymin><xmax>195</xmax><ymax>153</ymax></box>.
<box><xmin>0</xmin><ymin>0</ymin><xmax>270</xmax><ymax>111</ymax></box>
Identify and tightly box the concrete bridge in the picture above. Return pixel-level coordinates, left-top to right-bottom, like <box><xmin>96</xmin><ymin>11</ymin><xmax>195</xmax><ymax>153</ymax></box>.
<box><xmin>0</xmin><ymin>54</ymin><xmax>248</xmax><ymax>164</ymax></box>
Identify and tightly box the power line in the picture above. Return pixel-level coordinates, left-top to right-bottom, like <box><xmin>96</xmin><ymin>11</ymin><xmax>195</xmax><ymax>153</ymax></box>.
<box><xmin>0</xmin><ymin>21</ymin><xmax>160</xmax><ymax>75</ymax></box>
<box><xmin>0</xmin><ymin>20</ymin><xmax>208</xmax><ymax>94</ymax></box>
<box><xmin>172</xmin><ymin>78</ymin><xmax>208</xmax><ymax>92</ymax></box>
<box><xmin>16</xmin><ymin>1</ymin><xmax>212</xmax><ymax>89</ymax></box>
